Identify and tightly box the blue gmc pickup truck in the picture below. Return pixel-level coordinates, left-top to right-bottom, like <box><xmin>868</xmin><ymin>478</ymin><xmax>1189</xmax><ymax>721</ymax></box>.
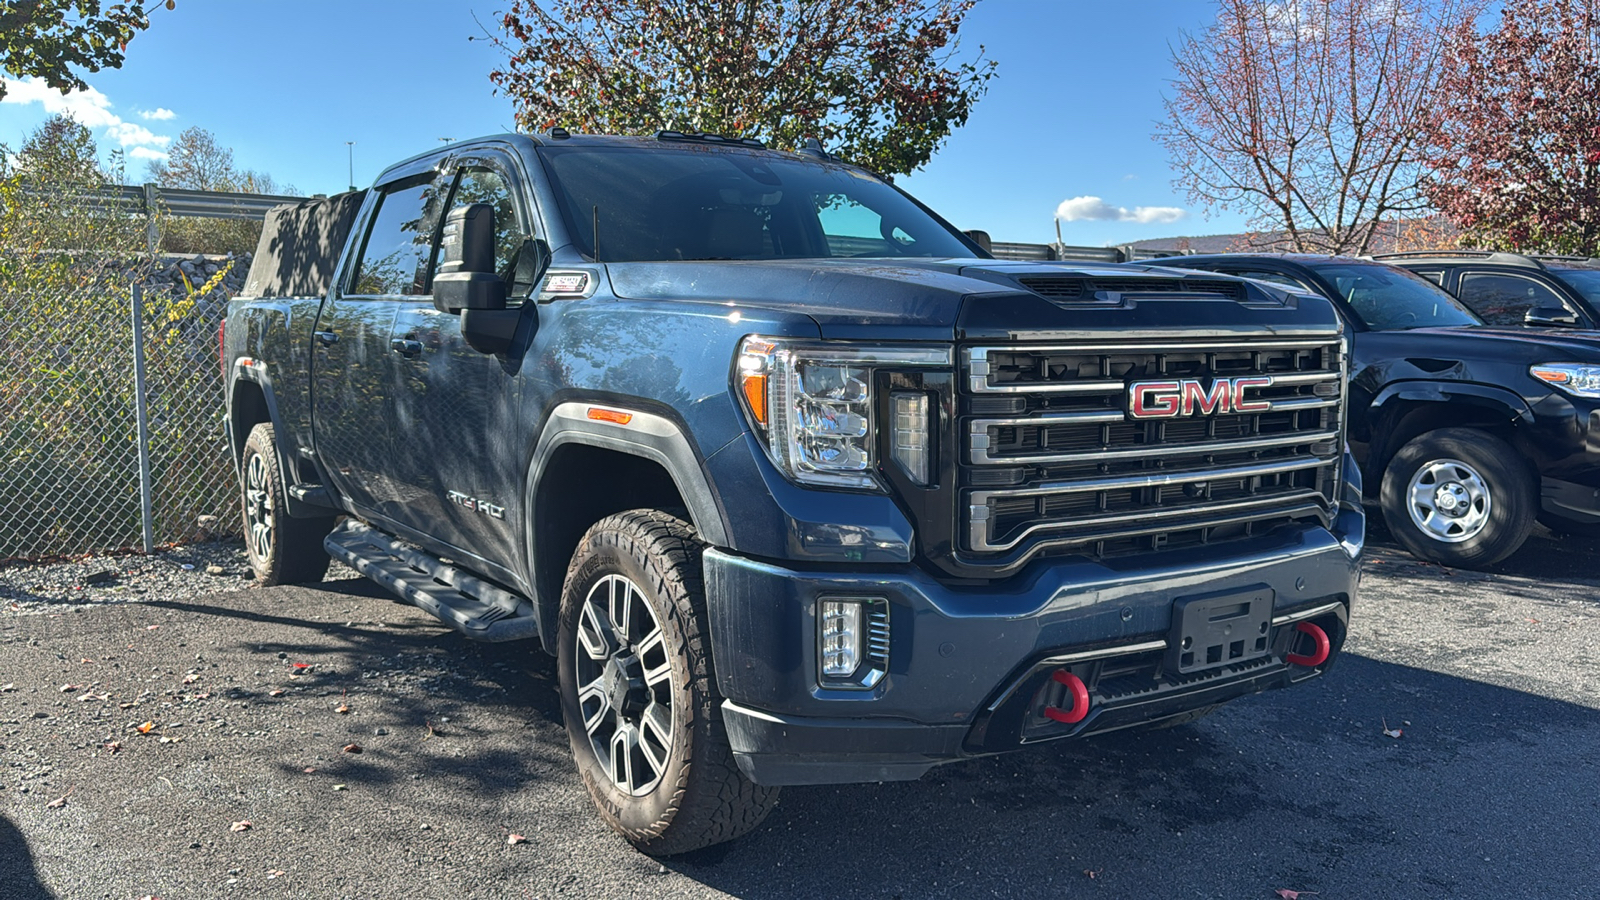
<box><xmin>224</xmin><ymin>131</ymin><xmax>1364</xmax><ymax>854</ymax></box>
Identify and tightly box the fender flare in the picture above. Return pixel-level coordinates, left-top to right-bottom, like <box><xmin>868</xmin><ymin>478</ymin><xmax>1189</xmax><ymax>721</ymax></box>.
<box><xmin>1366</xmin><ymin>380</ymin><xmax>1535</xmax><ymax>462</ymax></box>
<box><xmin>228</xmin><ymin>360</ymin><xmax>333</xmax><ymax>518</ymax></box>
<box><xmin>522</xmin><ymin>401</ymin><xmax>731</xmax><ymax>648</ymax></box>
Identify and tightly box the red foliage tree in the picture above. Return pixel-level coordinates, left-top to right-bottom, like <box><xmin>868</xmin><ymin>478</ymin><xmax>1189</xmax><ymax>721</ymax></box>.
<box><xmin>1159</xmin><ymin>0</ymin><xmax>1477</xmax><ymax>255</ymax></box>
<box><xmin>483</xmin><ymin>0</ymin><xmax>995</xmax><ymax>176</ymax></box>
<box><xmin>1422</xmin><ymin>0</ymin><xmax>1600</xmax><ymax>255</ymax></box>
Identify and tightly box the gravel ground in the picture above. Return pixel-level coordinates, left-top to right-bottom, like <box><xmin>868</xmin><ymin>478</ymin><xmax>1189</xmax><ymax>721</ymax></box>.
<box><xmin>0</xmin><ymin>542</ymin><xmax>357</xmax><ymax>613</ymax></box>
<box><xmin>1</xmin><ymin>524</ymin><xmax>1598</xmax><ymax>899</ymax></box>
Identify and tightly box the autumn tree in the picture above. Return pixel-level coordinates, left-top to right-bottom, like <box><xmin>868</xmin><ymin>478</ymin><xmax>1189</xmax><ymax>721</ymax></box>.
<box><xmin>1159</xmin><ymin>0</ymin><xmax>1478</xmax><ymax>255</ymax></box>
<box><xmin>484</xmin><ymin>0</ymin><xmax>995</xmax><ymax>176</ymax></box>
<box><xmin>1422</xmin><ymin>0</ymin><xmax>1600</xmax><ymax>255</ymax></box>
<box><xmin>146</xmin><ymin>127</ymin><xmax>295</xmax><ymax>254</ymax></box>
<box><xmin>12</xmin><ymin>113</ymin><xmax>103</xmax><ymax>184</ymax></box>
<box><xmin>0</xmin><ymin>1</ymin><xmax>161</xmax><ymax>100</ymax></box>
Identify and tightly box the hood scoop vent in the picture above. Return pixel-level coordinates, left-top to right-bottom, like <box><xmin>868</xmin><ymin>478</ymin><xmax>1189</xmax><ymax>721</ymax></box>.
<box><xmin>1016</xmin><ymin>275</ymin><xmax>1247</xmax><ymax>303</ymax></box>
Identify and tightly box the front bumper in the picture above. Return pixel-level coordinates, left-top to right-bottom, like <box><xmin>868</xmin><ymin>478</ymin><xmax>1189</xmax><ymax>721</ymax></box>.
<box><xmin>705</xmin><ymin>506</ymin><xmax>1363</xmax><ymax>786</ymax></box>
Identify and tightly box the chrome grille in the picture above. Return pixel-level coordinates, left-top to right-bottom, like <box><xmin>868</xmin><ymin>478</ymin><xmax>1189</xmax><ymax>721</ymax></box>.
<box><xmin>962</xmin><ymin>339</ymin><xmax>1344</xmax><ymax>557</ymax></box>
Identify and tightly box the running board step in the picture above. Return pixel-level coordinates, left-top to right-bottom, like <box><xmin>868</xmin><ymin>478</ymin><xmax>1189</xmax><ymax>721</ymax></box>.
<box><xmin>324</xmin><ymin>521</ymin><xmax>539</xmax><ymax>642</ymax></box>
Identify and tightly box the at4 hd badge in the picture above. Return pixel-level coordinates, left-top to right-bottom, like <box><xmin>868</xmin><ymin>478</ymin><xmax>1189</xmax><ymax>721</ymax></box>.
<box><xmin>1128</xmin><ymin>376</ymin><xmax>1274</xmax><ymax>419</ymax></box>
<box><xmin>447</xmin><ymin>490</ymin><xmax>505</xmax><ymax>520</ymax></box>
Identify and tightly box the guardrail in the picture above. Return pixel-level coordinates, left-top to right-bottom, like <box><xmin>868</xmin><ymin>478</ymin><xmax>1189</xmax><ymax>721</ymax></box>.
<box><xmin>63</xmin><ymin>183</ymin><xmax>309</xmax><ymax>220</ymax></box>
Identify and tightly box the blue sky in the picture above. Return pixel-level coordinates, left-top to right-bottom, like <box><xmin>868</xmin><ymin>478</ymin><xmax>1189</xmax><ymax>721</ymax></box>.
<box><xmin>0</xmin><ymin>0</ymin><xmax>1248</xmax><ymax>246</ymax></box>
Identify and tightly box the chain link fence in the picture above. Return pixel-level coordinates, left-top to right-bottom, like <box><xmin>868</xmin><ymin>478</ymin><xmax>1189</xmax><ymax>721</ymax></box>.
<box><xmin>0</xmin><ymin>259</ymin><xmax>244</xmax><ymax>562</ymax></box>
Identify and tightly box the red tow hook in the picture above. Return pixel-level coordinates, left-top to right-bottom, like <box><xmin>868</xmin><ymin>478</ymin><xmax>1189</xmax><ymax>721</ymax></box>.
<box><xmin>1286</xmin><ymin>621</ymin><xmax>1331</xmax><ymax>667</ymax></box>
<box><xmin>1043</xmin><ymin>669</ymin><xmax>1090</xmax><ymax>724</ymax></box>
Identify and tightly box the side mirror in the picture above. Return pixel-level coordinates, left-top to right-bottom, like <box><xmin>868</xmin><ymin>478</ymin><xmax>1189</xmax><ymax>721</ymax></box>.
<box><xmin>433</xmin><ymin>203</ymin><xmax>506</xmax><ymax>314</ymax></box>
<box><xmin>1525</xmin><ymin>306</ymin><xmax>1580</xmax><ymax>327</ymax></box>
<box><xmin>964</xmin><ymin>229</ymin><xmax>993</xmax><ymax>253</ymax></box>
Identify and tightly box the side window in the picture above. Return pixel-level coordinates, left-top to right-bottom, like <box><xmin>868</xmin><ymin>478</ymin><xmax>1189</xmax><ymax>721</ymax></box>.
<box><xmin>1234</xmin><ymin>269</ymin><xmax>1314</xmax><ymax>292</ymax></box>
<box><xmin>814</xmin><ymin>193</ymin><xmax>913</xmax><ymax>257</ymax></box>
<box><xmin>438</xmin><ymin>164</ymin><xmax>535</xmax><ymax>299</ymax></box>
<box><xmin>1457</xmin><ymin>272</ymin><xmax>1568</xmax><ymax>326</ymax></box>
<box><xmin>350</xmin><ymin>178</ymin><xmax>440</xmax><ymax>296</ymax></box>
<box><xmin>1410</xmin><ymin>268</ymin><xmax>1446</xmax><ymax>286</ymax></box>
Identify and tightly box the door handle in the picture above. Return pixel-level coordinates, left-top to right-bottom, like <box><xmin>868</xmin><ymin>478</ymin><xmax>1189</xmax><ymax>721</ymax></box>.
<box><xmin>390</xmin><ymin>338</ymin><xmax>423</xmax><ymax>358</ymax></box>
<box><xmin>314</xmin><ymin>331</ymin><xmax>339</xmax><ymax>346</ymax></box>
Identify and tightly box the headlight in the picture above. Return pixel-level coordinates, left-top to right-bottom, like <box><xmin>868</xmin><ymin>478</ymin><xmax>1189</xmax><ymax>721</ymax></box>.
<box><xmin>735</xmin><ymin>337</ymin><xmax>949</xmax><ymax>490</ymax></box>
<box><xmin>1531</xmin><ymin>363</ymin><xmax>1600</xmax><ymax>398</ymax></box>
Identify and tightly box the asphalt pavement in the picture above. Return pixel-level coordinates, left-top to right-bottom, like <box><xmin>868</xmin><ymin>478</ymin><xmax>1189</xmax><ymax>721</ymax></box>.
<box><xmin>2</xmin><ymin>522</ymin><xmax>1598</xmax><ymax>899</ymax></box>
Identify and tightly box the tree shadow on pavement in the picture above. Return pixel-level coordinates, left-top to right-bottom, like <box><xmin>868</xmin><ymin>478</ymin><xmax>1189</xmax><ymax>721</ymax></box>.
<box><xmin>0</xmin><ymin>814</ymin><xmax>53</xmax><ymax>900</ymax></box>
<box><xmin>669</xmin><ymin>654</ymin><xmax>1600</xmax><ymax>900</ymax></box>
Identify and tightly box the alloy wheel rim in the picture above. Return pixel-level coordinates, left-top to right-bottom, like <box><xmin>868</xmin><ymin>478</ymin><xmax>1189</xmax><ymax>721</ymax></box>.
<box><xmin>1406</xmin><ymin>457</ymin><xmax>1491</xmax><ymax>544</ymax></box>
<box><xmin>574</xmin><ymin>573</ymin><xmax>676</xmax><ymax>796</ymax></box>
<box><xmin>244</xmin><ymin>453</ymin><xmax>274</xmax><ymax>562</ymax></box>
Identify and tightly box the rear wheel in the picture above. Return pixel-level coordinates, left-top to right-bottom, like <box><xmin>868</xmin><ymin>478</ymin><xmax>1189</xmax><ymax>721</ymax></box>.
<box><xmin>557</xmin><ymin>509</ymin><xmax>778</xmax><ymax>855</ymax></box>
<box><xmin>240</xmin><ymin>423</ymin><xmax>334</xmax><ymax>585</ymax></box>
<box><xmin>1379</xmin><ymin>428</ymin><xmax>1535</xmax><ymax>568</ymax></box>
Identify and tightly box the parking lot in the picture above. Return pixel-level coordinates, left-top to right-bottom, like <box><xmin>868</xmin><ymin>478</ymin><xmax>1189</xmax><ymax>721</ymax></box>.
<box><xmin>3</xmin><ymin>522</ymin><xmax>1599</xmax><ymax>899</ymax></box>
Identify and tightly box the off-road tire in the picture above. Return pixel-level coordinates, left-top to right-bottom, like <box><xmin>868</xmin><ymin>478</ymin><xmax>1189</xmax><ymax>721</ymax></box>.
<box><xmin>557</xmin><ymin>509</ymin><xmax>778</xmax><ymax>855</ymax></box>
<box><xmin>240</xmin><ymin>423</ymin><xmax>334</xmax><ymax>585</ymax></box>
<box><xmin>1380</xmin><ymin>428</ymin><xmax>1535</xmax><ymax>568</ymax></box>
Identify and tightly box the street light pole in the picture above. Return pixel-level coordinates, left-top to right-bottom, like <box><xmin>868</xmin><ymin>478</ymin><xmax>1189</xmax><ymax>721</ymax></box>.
<box><xmin>346</xmin><ymin>141</ymin><xmax>356</xmax><ymax>192</ymax></box>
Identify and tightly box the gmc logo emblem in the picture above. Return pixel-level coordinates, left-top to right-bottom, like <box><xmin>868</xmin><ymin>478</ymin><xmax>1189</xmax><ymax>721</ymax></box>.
<box><xmin>1128</xmin><ymin>376</ymin><xmax>1274</xmax><ymax>419</ymax></box>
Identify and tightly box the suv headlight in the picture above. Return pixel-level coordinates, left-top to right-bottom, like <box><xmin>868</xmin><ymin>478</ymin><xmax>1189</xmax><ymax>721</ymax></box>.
<box><xmin>735</xmin><ymin>337</ymin><xmax>950</xmax><ymax>490</ymax></box>
<box><xmin>1531</xmin><ymin>363</ymin><xmax>1600</xmax><ymax>398</ymax></box>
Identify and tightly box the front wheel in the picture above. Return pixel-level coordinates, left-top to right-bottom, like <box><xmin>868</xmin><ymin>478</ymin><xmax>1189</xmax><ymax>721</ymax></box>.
<box><xmin>1379</xmin><ymin>428</ymin><xmax>1535</xmax><ymax>568</ymax></box>
<box><xmin>557</xmin><ymin>509</ymin><xmax>778</xmax><ymax>855</ymax></box>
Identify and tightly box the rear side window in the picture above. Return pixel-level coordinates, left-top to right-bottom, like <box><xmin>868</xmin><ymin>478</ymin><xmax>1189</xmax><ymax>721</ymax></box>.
<box><xmin>1232</xmin><ymin>269</ymin><xmax>1313</xmax><ymax>292</ymax></box>
<box><xmin>1457</xmin><ymin>273</ymin><xmax>1568</xmax><ymax>326</ymax></box>
<box><xmin>350</xmin><ymin>179</ymin><xmax>440</xmax><ymax>296</ymax></box>
<box><xmin>438</xmin><ymin>166</ymin><xmax>527</xmax><ymax>289</ymax></box>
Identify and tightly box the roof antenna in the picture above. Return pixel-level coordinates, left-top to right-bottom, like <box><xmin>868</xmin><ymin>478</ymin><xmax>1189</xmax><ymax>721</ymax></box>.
<box><xmin>592</xmin><ymin>205</ymin><xmax>601</xmax><ymax>263</ymax></box>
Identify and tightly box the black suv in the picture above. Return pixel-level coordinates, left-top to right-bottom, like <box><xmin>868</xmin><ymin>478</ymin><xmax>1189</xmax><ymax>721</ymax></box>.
<box><xmin>1375</xmin><ymin>251</ymin><xmax>1600</xmax><ymax>329</ymax></box>
<box><xmin>1151</xmin><ymin>253</ymin><xmax>1600</xmax><ymax>566</ymax></box>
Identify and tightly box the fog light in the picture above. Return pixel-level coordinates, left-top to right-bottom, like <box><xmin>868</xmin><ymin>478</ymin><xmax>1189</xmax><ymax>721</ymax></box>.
<box><xmin>820</xmin><ymin>600</ymin><xmax>862</xmax><ymax>677</ymax></box>
<box><xmin>818</xmin><ymin>597</ymin><xmax>890</xmax><ymax>689</ymax></box>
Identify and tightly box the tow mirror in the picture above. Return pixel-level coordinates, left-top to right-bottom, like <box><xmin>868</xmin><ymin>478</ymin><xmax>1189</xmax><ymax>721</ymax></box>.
<box><xmin>964</xmin><ymin>229</ymin><xmax>993</xmax><ymax>253</ymax></box>
<box><xmin>433</xmin><ymin>203</ymin><xmax>506</xmax><ymax>314</ymax></box>
<box><xmin>1525</xmin><ymin>306</ymin><xmax>1580</xmax><ymax>328</ymax></box>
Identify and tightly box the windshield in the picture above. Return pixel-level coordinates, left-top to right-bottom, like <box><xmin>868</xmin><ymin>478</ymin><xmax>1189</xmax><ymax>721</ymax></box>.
<box><xmin>1308</xmin><ymin>262</ymin><xmax>1482</xmax><ymax>330</ymax></box>
<box><xmin>1553</xmin><ymin>268</ymin><xmax>1600</xmax><ymax>306</ymax></box>
<box><xmin>536</xmin><ymin>144</ymin><xmax>978</xmax><ymax>263</ymax></box>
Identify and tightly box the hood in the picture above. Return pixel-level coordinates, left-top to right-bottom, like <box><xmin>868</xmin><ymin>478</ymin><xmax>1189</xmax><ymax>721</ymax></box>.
<box><xmin>604</xmin><ymin>258</ymin><xmax>1313</xmax><ymax>340</ymax></box>
<box><xmin>1398</xmin><ymin>325</ymin><xmax>1600</xmax><ymax>362</ymax></box>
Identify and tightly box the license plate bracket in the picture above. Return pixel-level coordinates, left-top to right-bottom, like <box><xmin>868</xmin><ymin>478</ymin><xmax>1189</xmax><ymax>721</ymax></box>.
<box><xmin>1166</xmin><ymin>586</ymin><xmax>1275</xmax><ymax>675</ymax></box>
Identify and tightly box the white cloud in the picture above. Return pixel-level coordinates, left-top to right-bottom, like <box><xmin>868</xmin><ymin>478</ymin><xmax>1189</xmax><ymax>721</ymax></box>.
<box><xmin>1056</xmin><ymin>195</ymin><xmax>1187</xmax><ymax>225</ymax></box>
<box><xmin>1</xmin><ymin>76</ymin><xmax>118</xmax><ymax>128</ymax></box>
<box><xmin>1</xmin><ymin>76</ymin><xmax>174</xmax><ymax>158</ymax></box>
<box><xmin>105</xmin><ymin>121</ymin><xmax>169</xmax><ymax>148</ymax></box>
<box><xmin>138</xmin><ymin>107</ymin><xmax>176</xmax><ymax>121</ymax></box>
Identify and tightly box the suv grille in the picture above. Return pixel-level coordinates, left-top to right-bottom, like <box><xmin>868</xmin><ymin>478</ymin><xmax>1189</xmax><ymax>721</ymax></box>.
<box><xmin>962</xmin><ymin>338</ymin><xmax>1344</xmax><ymax>559</ymax></box>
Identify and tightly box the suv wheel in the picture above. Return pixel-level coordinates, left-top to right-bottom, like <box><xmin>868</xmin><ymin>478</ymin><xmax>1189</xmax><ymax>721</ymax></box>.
<box><xmin>240</xmin><ymin>423</ymin><xmax>334</xmax><ymax>585</ymax></box>
<box><xmin>1379</xmin><ymin>428</ymin><xmax>1535</xmax><ymax>568</ymax></box>
<box><xmin>557</xmin><ymin>509</ymin><xmax>778</xmax><ymax>855</ymax></box>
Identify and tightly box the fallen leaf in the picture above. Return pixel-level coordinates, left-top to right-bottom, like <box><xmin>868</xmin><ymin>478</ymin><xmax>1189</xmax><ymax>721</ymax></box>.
<box><xmin>146</xmin><ymin>624</ymin><xmax>160</xmax><ymax>630</ymax></box>
<box><xmin>267</xmin><ymin>870</ymin><xmax>285</xmax><ymax>879</ymax></box>
<box><xmin>332</xmin><ymin>784</ymin><xmax>347</xmax><ymax>791</ymax></box>
<box><xmin>0</xmin><ymin>683</ymin><xmax>13</xmax><ymax>692</ymax></box>
<box><xmin>230</xmin><ymin>820</ymin><xmax>252</xmax><ymax>832</ymax></box>
<box><xmin>1276</xmin><ymin>890</ymin><xmax>1319</xmax><ymax>899</ymax></box>
<box><xmin>46</xmin><ymin>795</ymin><xmax>68</xmax><ymax>809</ymax></box>
<box><xmin>182</xmin><ymin>674</ymin><xmax>200</xmax><ymax>684</ymax></box>
<box><xmin>303</xmin><ymin>767</ymin><xmax>316</xmax><ymax>774</ymax></box>
<box><xmin>1382</xmin><ymin>718</ymin><xmax>1403</xmax><ymax>739</ymax></box>
<box><xmin>1083</xmin><ymin>868</ymin><xmax>1101</xmax><ymax>879</ymax></box>
<box><xmin>292</xmin><ymin>662</ymin><xmax>312</xmax><ymax>670</ymax></box>
<box><xmin>269</xmin><ymin>689</ymin><xmax>286</xmax><ymax>697</ymax></box>
<box><xmin>105</xmin><ymin>741</ymin><xmax>122</xmax><ymax>754</ymax></box>
<box><xmin>336</xmin><ymin>704</ymin><xmax>350</xmax><ymax>714</ymax></box>
<box><xmin>507</xmin><ymin>833</ymin><xmax>528</xmax><ymax>845</ymax></box>
<box><xmin>342</xmin><ymin>743</ymin><xmax>363</xmax><ymax>754</ymax></box>
<box><xmin>136</xmin><ymin>721</ymin><xmax>155</xmax><ymax>734</ymax></box>
<box><xmin>59</xmin><ymin>683</ymin><xmax>82</xmax><ymax>693</ymax></box>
